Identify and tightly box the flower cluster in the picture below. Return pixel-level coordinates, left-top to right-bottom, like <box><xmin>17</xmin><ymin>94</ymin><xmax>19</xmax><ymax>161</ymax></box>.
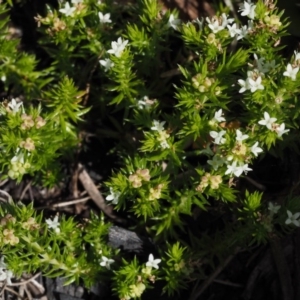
<box><xmin>258</xmin><ymin>112</ymin><xmax>289</xmax><ymax>137</ymax></box>
<box><xmin>128</xmin><ymin>169</ymin><xmax>151</xmax><ymax>188</ymax></box>
<box><xmin>151</xmin><ymin>120</ymin><xmax>170</xmax><ymax>149</ymax></box>
<box><xmin>196</xmin><ymin>173</ymin><xmax>222</xmax><ymax>191</ymax></box>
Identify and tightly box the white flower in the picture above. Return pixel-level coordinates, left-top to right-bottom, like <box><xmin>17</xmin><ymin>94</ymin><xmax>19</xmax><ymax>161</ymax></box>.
<box><xmin>238</xmin><ymin>78</ymin><xmax>250</xmax><ymax>93</ymax></box>
<box><xmin>213</xmin><ymin>109</ymin><xmax>225</xmax><ymax>123</ymax></box>
<box><xmin>250</xmin><ymin>142</ymin><xmax>263</xmax><ymax>157</ymax></box>
<box><xmin>283</xmin><ymin>63</ymin><xmax>299</xmax><ymax>81</ymax></box>
<box><xmin>151</xmin><ymin>120</ymin><xmax>165</xmax><ymax>132</ymax></box>
<box><xmin>268</xmin><ymin>202</ymin><xmax>281</xmax><ymax>214</ymax></box>
<box><xmin>106</xmin><ymin>188</ymin><xmax>120</xmax><ymax>205</ymax></box>
<box><xmin>46</xmin><ymin>216</ymin><xmax>60</xmax><ymax>233</ymax></box>
<box><xmin>221</xmin><ymin>13</ymin><xmax>234</xmax><ymax>27</ymax></box>
<box><xmin>206</xmin><ymin>17</ymin><xmax>223</xmax><ymax>33</ymax></box>
<box><xmin>248</xmin><ymin>76</ymin><xmax>264</xmax><ymax>92</ymax></box>
<box><xmin>100</xmin><ymin>256</ymin><xmax>115</xmax><ymax>269</ymax></box>
<box><xmin>99</xmin><ymin>58</ymin><xmax>114</xmax><ymax>72</ymax></box>
<box><xmin>258</xmin><ymin>112</ymin><xmax>277</xmax><ymax>130</ymax></box>
<box><xmin>285</xmin><ymin>210</ymin><xmax>300</xmax><ymax>226</ymax></box>
<box><xmin>237</xmin><ymin>25</ymin><xmax>249</xmax><ymax>40</ymax></box>
<box><xmin>8</xmin><ymin>98</ymin><xmax>22</xmax><ymax>114</ymax></box>
<box><xmin>207</xmin><ymin>155</ymin><xmax>225</xmax><ymax>171</ymax></box>
<box><xmin>240</xmin><ymin>163</ymin><xmax>252</xmax><ymax>175</ymax></box>
<box><xmin>99</xmin><ymin>12</ymin><xmax>111</xmax><ymax>23</ymax></box>
<box><xmin>236</xmin><ymin>129</ymin><xmax>249</xmax><ymax>141</ymax></box>
<box><xmin>225</xmin><ymin>161</ymin><xmax>252</xmax><ymax>177</ymax></box>
<box><xmin>275</xmin><ymin>123</ymin><xmax>289</xmax><ymax>137</ymax></box>
<box><xmin>209</xmin><ymin>130</ymin><xmax>226</xmax><ymax>145</ymax></box>
<box><xmin>160</xmin><ymin>140</ymin><xmax>170</xmax><ymax>149</ymax></box>
<box><xmin>239</xmin><ymin>1</ymin><xmax>256</xmax><ymax>19</ymax></box>
<box><xmin>294</xmin><ymin>51</ymin><xmax>300</xmax><ymax>61</ymax></box>
<box><xmin>168</xmin><ymin>14</ymin><xmax>181</xmax><ymax>30</ymax></box>
<box><xmin>146</xmin><ymin>254</ymin><xmax>161</xmax><ymax>269</ymax></box>
<box><xmin>59</xmin><ymin>2</ymin><xmax>76</xmax><ymax>17</ymax></box>
<box><xmin>0</xmin><ymin>257</ymin><xmax>13</xmax><ymax>285</ymax></box>
<box><xmin>107</xmin><ymin>37</ymin><xmax>129</xmax><ymax>57</ymax></box>
<box><xmin>227</xmin><ymin>23</ymin><xmax>241</xmax><ymax>38</ymax></box>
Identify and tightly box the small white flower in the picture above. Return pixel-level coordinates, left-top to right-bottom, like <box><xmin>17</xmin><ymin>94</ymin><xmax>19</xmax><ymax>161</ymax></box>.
<box><xmin>248</xmin><ymin>76</ymin><xmax>264</xmax><ymax>93</ymax></box>
<box><xmin>151</xmin><ymin>120</ymin><xmax>165</xmax><ymax>132</ymax></box>
<box><xmin>225</xmin><ymin>161</ymin><xmax>238</xmax><ymax>176</ymax></box>
<box><xmin>207</xmin><ymin>155</ymin><xmax>225</xmax><ymax>171</ymax></box>
<box><xmin>99</xmin><ymin>58</ymin><xmax>114</xmax><ymax>72</ymax></box>
<box><xmin>221</xmin><ymin>13</ymin><xmax>234</xmax><ymax>27</ymax></box>
<box><xmin>239</xmin><ymin>0</ymin><xmax>256</xmax><ymax>20</ymax></box>
<box><xmin>250</xmin><ymin>142</ymin><xmax>263</xmax><ymax>157</ymax></box>
<box><xmin>213</xmin><ymin>109</ymin><xmax>225</xmax><ymax>123</ymax></box>
<box><xmin>8</xmin><ymin>98</ymin><xmax>22</xmax><ymax>114</ymax></box>
<box><xmin>225</xmin><ymin>161</ymin><xmax>251</xmax><ymax>177</ymax></box>
<box><xmin>236</xmin><ymin>129</ymin><xmax>249</xmax><ymax>141</ymax></box>
<box><xmin>237</xmin><ymin>25</ymin><xmax>249</xmax><ymax>40</ymax></box>
<box><xmin>283</xmin><ymin>63</ymin><xmax>299</xmax><ymax>81</ymax></box>
<box><xmin>100</xmin><ymin>256</ymin><xmax>115</xmax><ymax>269</ymax></box>
<box><xmin>106</xmin><ymin>188</ymin><xmax>120</xmax><ymax>205</ymax></box>
<box><xmin>258</xmin><ymin>112</ymin><xmax>277</xmax><ymax>130</ymax></box>
<box><xmin>240</xmin><ymin>163</ymin><xmax>252</xmax><ymax>175</ymax></box>
<box><xmin>59</xmin><ymin>2</ymin><xmax>76</xmax><ymax>17</ymax></box>
<box><xmin>227</xmin><ymin>23</ymin><xmax>241</xmax><ymax>38</ymax></box>
<box><xmin>285</xmin><ymin>210</ymin><xmax>300</xmax><ymax>227</ymax></box>
<box><xmin>206</xmin><ymin>17</ymin><xmax>223</xmax><ymax>33</ymax></box>
<box><xmin>160</xmin><ymin>140</ymin><xmax>170</xmax><ymax>149</ymax></box>
<box><xmin>276</xmin><ymin>123</ymin><xmax>289</xmax><ymax>137</ymax></box>
<box><xmin>146</xmin><ymin>254</ymin><xmax>161</xmax><ymax>269</ymax></box>
<box><xmin>46</xmin><ymin>216</ymin><xmax>60</xmax><ymax>233</ymax></box>
<box><xmin>209</xmin><ymin>130</ymin><xmax>226</xmax><ymax>145</ymax></box>
<box><xmin>107</xmin><ymin>37</ymin><xmax>129</xmax><ymax>57</ymax></box>
<box><xmin>294</xmin><ymin>51</ymin><xmax>300</xmax><ymax>61</ymax></box>
<box><xmin>268</xmin><ymin>202</ymin><xmax>281</xmax><ymax>214</ymax></box>
<box><xmin>238</xmin><ymin>78</ymin><xmax>250</xmax><ymax>93</ymax></box>
<box><xmin>168</xmin><ymin>14</ymin><xmax>181</xmax><ymax>30</ymax></box>
<box><xmin>99</xmin><ymin>12</ymin><xmax>111</xmax><ymax>23</ymax></box>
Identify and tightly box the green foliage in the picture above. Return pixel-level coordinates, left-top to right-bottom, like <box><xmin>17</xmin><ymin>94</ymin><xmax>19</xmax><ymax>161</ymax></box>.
<box><xmin>1</xmin><ymin>0</ymin><xmax>300</xmax><ymax>299</ymax></box>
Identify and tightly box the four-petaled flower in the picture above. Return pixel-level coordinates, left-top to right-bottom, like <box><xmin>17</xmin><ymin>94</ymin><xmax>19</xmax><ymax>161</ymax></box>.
<box><xmin>283</xmin><ymin>64</ymin><xmax>299</xmax><ymax>81</ymax></box>
<box><xmin>258</xmin><ymin>112</ymin><xmax>277</xmax><ymax>130</ymax></box>
<box><xmin>248</xmin><ymin>76</ymin><xmax>264</xmax><ymax>92</ymax></box>
<box><xmin>285</xmin><ymin>210</ymin><xmax>300</xmax><ymax>227</ymax></box>
<box><xmin>275</xmin><ymin>123</ymin><xmax>289</xmax><ymax>137</ymax></box>
<box><xmin>225</xmin><ymin>161</ymin><xmax>252</xmax><ymax>177</ymax></box>
<box><xmin>250</xmin><ymin>142</ymin><xmax>263</xmax><ymax>157</ymax></box>
<box><xmin>207</xmin><ymin>155</ymin><xmax>224</xmax><ymax>171</ymax></box>
<box><xmin>268</xmin><ymin>202</ymin><xmax>281</xmax><ymax>214</ymax></box>
<box><xmin>99</xmin><ymin>58</ymin><xmax>114</xmax><ymax>72</ymax></box>
<box><xmin>107</xmin><ymin>37</ymin><xmax>129</xmax><ymax>57</ymax></box>
<box><xmin>213</xmin><ymin>109</ymin><xmax>225</xmax><ymax>123</ymax></box>
<box><xmin>168</xmin><ymin>14</ymin><xmax>181</xmax><ymax>30</ymax></box>
<box><xmin>151</xmin><ymin>120</ymin><xmax>165</xmax><ymax>132</ymax></box>
<box><xmin>8</xmin><ymin>98</ymin><xmax>22</xmax><ymax>114</ymax></box>
<box><xmin>100</xmin><ymin>256</ymin><xmax>115</xmax><ymax>269</ymax></box>
<box><xmin>106</xmin><ymin>188</ymin><xmax>120</xmax><ymax>205</ymax></box>
<box><xmin>236</xmin><ymin>129</ymin><xmax>249</xmax><ymax>141</ymax></box>
<box><xmin>45</xmin><ymin>216</ymin><xmax>60</xmax><ymax>233</ymax></box>
<box><xmin>238</xmin><ymin>78</ymin><xmax>250</xmax><ymax>93</ymax></box>
<box><xmin>239</xmin><ymin>0</ymin><xmax>256</xmax><ymax>20</ymax></box>
<box><xmin>59</xmin><ymin>2</ymin><xmax>76</xmax><ymax>17</ymax></box>
<box><xmin>210</xmin><ymin>130</ymin><xmax>226</xmax><ymax>145</ymax></box>
<box><xmin>146</xmin><ymin>254</ymin><xmax>161</xmax><ymax>269</ymax></box>
<box><xmin>227</xmin><ymin>23</ymin><xmax>241</xmax><ymax>38</ymax></box>
<box><xmin>99</xmin><ymin>12</ymin><xmax>112</xmax><ymax>23</ymax></box>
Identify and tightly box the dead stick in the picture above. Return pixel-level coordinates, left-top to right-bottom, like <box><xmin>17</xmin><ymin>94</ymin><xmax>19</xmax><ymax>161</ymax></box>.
<box><xmin>78</xmin><ymin>163</ymin><xmax>126</xmax><ymax>224</ymax></box>
<box><xmin>270</xmin><ymin>236</ymin><xmax>294</xmax><ymax>300</ymax></box>
<box><xmin>189</xmin><ymin>247</ymin><xmax>240</xmax><ymax>300</ymax></box>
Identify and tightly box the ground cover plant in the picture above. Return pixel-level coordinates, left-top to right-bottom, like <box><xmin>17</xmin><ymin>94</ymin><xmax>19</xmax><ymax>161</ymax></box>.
<box><xmin>0</xmin><ymin>0</ymin><xmax>300</xmax><ymax>299</ymax></box>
